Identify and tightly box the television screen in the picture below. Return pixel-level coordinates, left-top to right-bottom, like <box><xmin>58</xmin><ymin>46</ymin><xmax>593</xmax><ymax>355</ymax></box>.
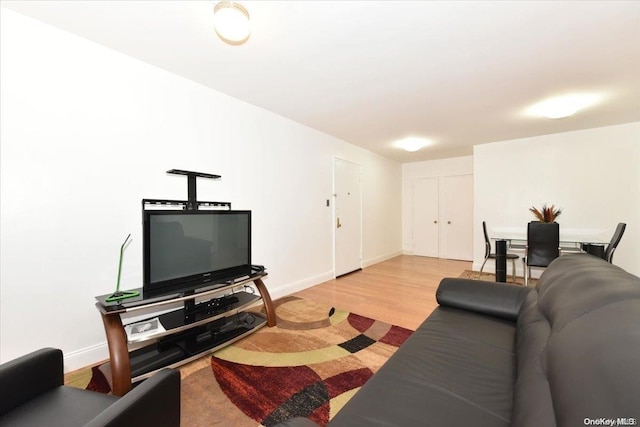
<box><xmin>143</xmin><ymin>210</ymin><xmax>251</xmax><ymax>295</ymax></box>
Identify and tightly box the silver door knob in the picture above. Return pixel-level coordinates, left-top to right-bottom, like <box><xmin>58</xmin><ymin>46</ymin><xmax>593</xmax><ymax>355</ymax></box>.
<box><xmin>448</xmin><ymin>221</ymin><xmax>451</xmax><ymax>224</ymax></box>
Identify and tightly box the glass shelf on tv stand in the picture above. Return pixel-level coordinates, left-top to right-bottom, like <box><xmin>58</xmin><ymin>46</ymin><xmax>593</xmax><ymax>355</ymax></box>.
<box><xmin>95</xmin><ymin>272</ymin><xmax>268</xmax><ymax>315</ymax></box>
<box><xmin>123</xmin><ymin>290</ymin><xmax>262</xmax><ymax>344</ymax></box>
<box><xmin>94</xmin><ymin>271</ymin><xmax>276</xmax><ymax>396</ymax></box>
<box><xmin>129</xmin><ymin>311</ymin><xmax>268</xmax><ymax>383</ymax></box>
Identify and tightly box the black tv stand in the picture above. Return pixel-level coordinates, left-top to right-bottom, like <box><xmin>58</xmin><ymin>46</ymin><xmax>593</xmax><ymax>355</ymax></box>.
<box><xmin>95</xmin><ymin>272</ymin><xmax>275</xmax><ymax>396</ymax></box>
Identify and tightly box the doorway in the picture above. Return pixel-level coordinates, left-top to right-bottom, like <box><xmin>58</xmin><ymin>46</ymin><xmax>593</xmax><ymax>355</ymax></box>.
<box><xmin>334</xmin><ymin>158</ymin><xmax>362</xmax><ymax>277</ymax></box>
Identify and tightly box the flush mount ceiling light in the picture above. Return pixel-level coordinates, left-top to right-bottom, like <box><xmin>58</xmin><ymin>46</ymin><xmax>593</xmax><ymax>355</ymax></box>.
<box><xmin>213</xmin><ymin>1</ymin><xmax>251</xmax><ymax>45</ymax></box>
<box><xmin>526</xmin><ymin>93</ymin><xmax>603</xmax><ymax>119</ymax></box>
<box><xmin>394</xmin><ymin>137</ymin><xmax>433</xmax><ymax>152</ymax></box>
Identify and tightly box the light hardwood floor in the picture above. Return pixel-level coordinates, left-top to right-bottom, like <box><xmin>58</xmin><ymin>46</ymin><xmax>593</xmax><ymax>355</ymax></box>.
<box><xmin>294</xmin><ymin>255</ymin><xmax>471</xmax><ymax>330</ymax></box>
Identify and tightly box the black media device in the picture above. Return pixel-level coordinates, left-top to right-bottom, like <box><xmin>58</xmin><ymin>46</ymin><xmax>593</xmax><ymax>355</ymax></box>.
<box><xmin>143</xmin><ymin>210</ymin><xmax>251</xmax><ymax>297</ymax></box>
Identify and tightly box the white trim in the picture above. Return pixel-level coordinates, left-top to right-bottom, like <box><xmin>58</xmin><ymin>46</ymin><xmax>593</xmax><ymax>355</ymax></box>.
<box><xmin>265</xmin><ymin>270</ymin><xmax>336</xmax><ymax>301</ymax></box>
<box><xmin>402</xmin><ymin>246</ymin><xmax>414</xmax><ymax>255</ymax></box>
<box><xmin>363</xmin><ymin>250</ymin><xmax>403</xmax><ymax>268</ymax></box>
<box><xmin>63</xmin><ymin>342</ymin><xmax>108</xmax><ymax>373</ymax></box>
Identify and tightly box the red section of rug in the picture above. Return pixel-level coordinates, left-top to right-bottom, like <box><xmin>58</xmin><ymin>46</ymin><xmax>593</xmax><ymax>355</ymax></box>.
<box><xmin>380</xmin><ymin>325</ymin><xmax>413</xmax><ymax>347</ymax></box>
<box><xmin>323</xmin><ymin>367</ymin><xmax>373</xmax><ymax>399</ymax></box>
<box><xmin>85</xmin><ymin>366</ymin><xmax>111</xmax><ymax>394</ymax></box>
<box><xmin>211</xmin><ymin>356</ymin><xmax>327</xmax><ymax>426</ymax></box>
<box><xmin>347</xmin><ymin>313</ymin><xmax>375</xmax><ymax>333</ymax></box>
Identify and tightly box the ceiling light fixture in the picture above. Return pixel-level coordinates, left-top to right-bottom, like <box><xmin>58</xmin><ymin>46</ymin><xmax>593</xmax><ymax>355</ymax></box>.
<box><xmin>213</xmin><ymin>1</ymin><xmax>251</xmax><ymax>45</ymax></box>
<box><xmin>526</xmin><ymin>93</ymin><xmax>602</xmax><ymax>119</ymax></box>
<box><xmin>394</xmin><ymin>137</ymin><xmax>432</xmax><ymax>152</ymax></box>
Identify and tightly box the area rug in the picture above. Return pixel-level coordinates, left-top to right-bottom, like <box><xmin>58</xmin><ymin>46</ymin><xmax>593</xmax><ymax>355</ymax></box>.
<box><xmin>77</xmin><ymin>296</ymin><xmax>413</xmax><ymax>426</ymax></box>
<box><xmin>459</xmin><ymin>269</ymin><xmax>535</xmax><ymax>286</ymax></box>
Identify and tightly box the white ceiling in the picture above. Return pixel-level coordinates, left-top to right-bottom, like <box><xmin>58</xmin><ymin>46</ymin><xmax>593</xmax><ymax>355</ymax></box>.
<box><xmin>3</xmin><ymin>1</ymin><xmax>640</xmax><ymax>163</ymax></box>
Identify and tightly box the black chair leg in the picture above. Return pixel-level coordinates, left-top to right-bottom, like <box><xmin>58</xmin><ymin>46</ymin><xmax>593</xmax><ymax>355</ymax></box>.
<box><xmin>477</xmin><ymin>257</ymin><xmax>489</xmax><ymax>279</ymax></box>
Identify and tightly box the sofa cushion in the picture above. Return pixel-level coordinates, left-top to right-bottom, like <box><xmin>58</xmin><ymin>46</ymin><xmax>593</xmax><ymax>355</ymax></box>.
<box><xmin>437</xmin><ymin>278</ymin><xmax>532</xmax><ymax>321</ymax></box>
<box><xmin>511</xmin><ymin>292</ymin><xmax>555</xmax><ymax>427</ymax></box>
<box><xmin>329</xmin><ymin>306</ymin><xmax>517</xmax><ymax>427</ymax></box>
<box><xmin>513</xmin><ymin>254</ymin><xmax>640</xmax><ymax>427</ymax></box>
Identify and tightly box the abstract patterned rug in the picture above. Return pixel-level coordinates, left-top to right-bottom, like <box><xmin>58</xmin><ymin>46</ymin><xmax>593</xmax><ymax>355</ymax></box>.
<box><xmin>460</xmin><ymin>269</ymin><xmax>535</xmax><ymax>286</ymax></box>
<box><xmin>79</xmin><ymin>296</ymin><xmax>413</xmax><ymax>426</ymax></box>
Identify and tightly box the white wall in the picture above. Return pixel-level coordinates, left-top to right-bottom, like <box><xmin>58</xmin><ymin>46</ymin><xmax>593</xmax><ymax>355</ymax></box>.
<box><xmin>0</xmin><ymin>9</ymin><xmax>402</xmax><ymax>370</ymax></box>
<box><xmin>473</xmin><ymin>122</ymin><xmax>640</xmax><ymax>277</ymax></box>
<box><xmin>401</xmin><ymin>156</ymin><xmax>473</xmax><ymax>253</ymax></box>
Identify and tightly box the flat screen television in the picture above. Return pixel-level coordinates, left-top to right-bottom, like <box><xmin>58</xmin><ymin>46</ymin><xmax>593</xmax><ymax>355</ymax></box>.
<box><xmin>143</xmin><ymin>209</ymin><xmax>251</xmax><ymax>296</ymax></box>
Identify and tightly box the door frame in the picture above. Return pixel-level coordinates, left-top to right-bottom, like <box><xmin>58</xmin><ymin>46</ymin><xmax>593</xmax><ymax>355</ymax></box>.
<box><xmin>333</xmin><ymin>158</ymin><xmax>363</xmax><ymax>278</ymax></box>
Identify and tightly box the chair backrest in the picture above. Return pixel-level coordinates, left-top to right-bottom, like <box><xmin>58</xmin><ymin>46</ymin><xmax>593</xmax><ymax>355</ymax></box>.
<box><xmin>482</xmin><ymin>221</ymin><xmax>491</xmax><ymax>257</ymax></box>
<box><xmin>604</xmin><ymin>222</ymin><xmax>626</xmax><ymax>263</ymax></box>
<box><xmin>526</xmin><ymin>222</ymin><xmax>560</xmax><ymax>267</ymax></box>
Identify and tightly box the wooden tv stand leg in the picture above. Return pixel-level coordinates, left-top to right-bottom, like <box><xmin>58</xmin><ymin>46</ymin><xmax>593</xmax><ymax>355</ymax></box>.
<box><xmin>99</xmin><ymin>309</ymin><xmax>132</xmax><ymax>396</ymax></box>
<box><xmin>254</xmin><ymin>277</ymin><xmax>276</xmax><ymax>327</ymax></box>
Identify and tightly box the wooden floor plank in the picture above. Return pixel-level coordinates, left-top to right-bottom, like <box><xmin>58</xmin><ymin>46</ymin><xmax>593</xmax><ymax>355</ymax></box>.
<box><xmin>294</xmin><ymin>255</ymin><xmax>471</xmax><ymax>330</ymax></box>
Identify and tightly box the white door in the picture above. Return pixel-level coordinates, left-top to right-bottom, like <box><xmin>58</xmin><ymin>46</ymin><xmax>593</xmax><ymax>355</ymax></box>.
<box><xmin>439</xmin><ymin>175</ymin><xmax>473</xmax><ymax>261</ymax></box>
<box><xmin>412</xmin><ymin>178</ymin><xmax>439</xmax><ymax>257</ymax></box>
<box><xmin>334</xmin><ymin>159</ymin><xmax>362</xmax><ymax>277</ymax></box>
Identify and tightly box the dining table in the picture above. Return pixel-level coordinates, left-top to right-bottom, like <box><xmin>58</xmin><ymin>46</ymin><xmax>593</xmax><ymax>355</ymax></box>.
<box><xmin>490</xmin><ymin>226</ymin><xmax>610</xmax><ymax>282</ymax></box>
<box><xmin>491</xmin><ymin>226</ymin><xmax>609</xmax><ymax>250</ymax></box>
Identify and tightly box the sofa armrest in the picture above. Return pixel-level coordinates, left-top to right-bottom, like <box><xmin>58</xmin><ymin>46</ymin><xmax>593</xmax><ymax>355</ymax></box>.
<box><xmin>272</xmin><ymin>417</ymin><xmax>322</xmax><ymax>427</ymax></box>
<box><xmin>436</xmin><ymin>278</ymin><xmax>532</xmax><ymax>321</ymax></box>
<box><xmin>0</xmin><ymin>347</ymin><xmax>64</xmax><ymax>415</ymax></box>
<box><xmin>85</xmin><ymin>368</ymin><xmax>180</xmax><ymax>427</ymax></box>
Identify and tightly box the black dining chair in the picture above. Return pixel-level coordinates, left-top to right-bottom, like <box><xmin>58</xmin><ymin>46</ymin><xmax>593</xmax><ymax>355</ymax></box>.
<box><xmin>523</xmin><ymin>221</ymin><xmax>560</xmax><ymax>286</ymax></box>
<box><xmin>605</xmin><ymin>223</ymin><xmax>626</xmax><ymax>263</ymax></box>
<box><xmin>478</xmin><ymin>221</ymin><xmax>520</xmax><ymax>282</ymax></box>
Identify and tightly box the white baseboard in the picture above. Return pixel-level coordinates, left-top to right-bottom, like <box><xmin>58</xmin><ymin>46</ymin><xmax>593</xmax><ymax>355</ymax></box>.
<box><xmin>64</xmin><ymin>342</ymin><xmax>108</xmax><ymax>373</ymax></box>
<box><xmin>363</xmin><ymin>250</ymin><xmax>403</xmax><ymax>268</ymax></box>
<box><xmin>267</xmin><ymin>270</ymin><xmax>335</xmax><ymax>300</ymax></box>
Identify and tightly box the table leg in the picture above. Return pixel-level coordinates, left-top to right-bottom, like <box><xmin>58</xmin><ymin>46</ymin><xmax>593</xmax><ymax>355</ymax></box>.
<box><xmin>495</xmin><ymin>239</ymin><xmax>507</xmax><ymax>283</ymax></box>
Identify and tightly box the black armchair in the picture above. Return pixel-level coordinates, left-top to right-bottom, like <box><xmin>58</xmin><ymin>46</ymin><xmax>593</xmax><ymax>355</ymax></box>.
<box><xmin>0</xmin><ymin>348</ymin><xmax>180</xmax><ymax>427</ymax></box>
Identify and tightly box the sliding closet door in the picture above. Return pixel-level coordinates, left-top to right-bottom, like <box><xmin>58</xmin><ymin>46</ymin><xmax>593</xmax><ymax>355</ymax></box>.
<box><xmin>412</xmin><ymin>178</ymin><xmax>439</xmax><ymax>257</ymax></box>
<box><xmin>412</xmin><ymin>175</ymin><xmax>473</xmax><ymax>261</ymax></box>
<box><xmin>439</xmin><ymin>175</ymin><xmax>473</xmax><ymax>261</ymax></box>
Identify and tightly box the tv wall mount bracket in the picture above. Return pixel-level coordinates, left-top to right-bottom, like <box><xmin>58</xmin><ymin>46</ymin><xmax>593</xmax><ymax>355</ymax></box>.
<box><xmin>143</xmin><ymin>169</ymin><xmax>231</xmax><ymax>212</ymax></box>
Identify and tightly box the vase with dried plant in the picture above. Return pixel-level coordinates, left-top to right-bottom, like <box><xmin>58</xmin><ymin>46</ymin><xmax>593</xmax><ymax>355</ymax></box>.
<box><xmin>529</xmin><ymin>204</ymin><xmax>562</xmax><ymax>223</ymax></box>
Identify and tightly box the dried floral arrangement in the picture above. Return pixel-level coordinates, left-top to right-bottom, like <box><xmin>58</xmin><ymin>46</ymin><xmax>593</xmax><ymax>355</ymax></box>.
<box><xmin>529</xmin><ymin>204</ymin><xmax>562</xmax><ymax>223</ymax></box>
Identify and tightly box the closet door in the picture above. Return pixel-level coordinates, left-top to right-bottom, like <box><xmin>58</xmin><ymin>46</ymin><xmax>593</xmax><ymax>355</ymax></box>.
<box><xmin>412</xmin><ymin>178</ymin><xmax>439</xmax><ymax>257</ymax></box>
<box><xmin>412</xmin><ymin>175</ymin><xmax>473</xmax><ymax>260</ymax></box>
<box><xmin>439</xmin><ymin>175</ymin><xmax>473</xmax><ymax>261</ymax></box>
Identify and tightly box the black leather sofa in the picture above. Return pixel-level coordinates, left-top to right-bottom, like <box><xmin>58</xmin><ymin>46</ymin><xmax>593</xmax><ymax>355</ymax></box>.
<box><xmin>279</xmin><ymin>254</ymin><xmax>640</xmax><ymax>427</ymax></box>
<box><xmin>0</xmin><ymin>348</ymin><xmax>180</xmax><ymax>426</ymax></box>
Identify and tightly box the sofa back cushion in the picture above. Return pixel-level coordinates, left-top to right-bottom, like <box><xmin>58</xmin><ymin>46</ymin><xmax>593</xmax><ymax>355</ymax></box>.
<box><xmin>512</xmin><ymin>254</ymin><xmax>640</xmax><ymax>427</ymax></box>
